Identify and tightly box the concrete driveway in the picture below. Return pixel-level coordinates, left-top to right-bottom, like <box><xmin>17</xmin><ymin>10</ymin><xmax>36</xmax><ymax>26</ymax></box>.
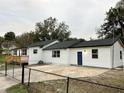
<box><xmin>0</xmin><ymin>74</ymin><xmax>18</xmax><ymax>93</ymax></box>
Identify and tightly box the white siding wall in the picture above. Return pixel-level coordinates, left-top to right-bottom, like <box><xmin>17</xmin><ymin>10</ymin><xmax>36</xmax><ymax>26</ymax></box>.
<box><xmin>112</xmin><ymin>41</ymin><xmax>124</xmax><ymax>68</ymax></box>
<box><xmin>27</xmin><ymin>40</ymin><xmax>124</xmax><ymax>68</ymax></box>
<box><xmin>28</xmin><ymin>40</ymin><xmax>58</xmax><ymax>65</ymax></box>
<box><xmin>28</xmin><ymin>47</ymin><xmax>42</xmax><ymax>64</ymax></box>
<box><xmin>27</xmin><ymin>49</ymin><xmax>29</xmax><ymax>56</ymax></box>
<box><xmin>69</xmin><ymin>46</ymin><xmax>112</xmax><ymax>68</ymax></box>
<box><xmin>43</xmin><ymin>49</ymin><xmax>69</xmax><ymax>65</ymax></box>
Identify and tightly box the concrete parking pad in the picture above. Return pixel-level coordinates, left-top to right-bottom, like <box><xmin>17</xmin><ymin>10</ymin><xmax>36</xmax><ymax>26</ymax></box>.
<box><xmin>0</xmin><ymin>74</ymin><xmax>18</xmax><ymax>93</ymax></box>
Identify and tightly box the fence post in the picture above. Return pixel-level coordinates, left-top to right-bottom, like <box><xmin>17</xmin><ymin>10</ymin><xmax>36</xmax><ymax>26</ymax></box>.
<box><xmin>21</xmin><ymin>63</ymin><xmax>25</xmax><ymax>84</ymax></box>
<box><xmin>28</xmin><ymin>68</ymin><xmax>31</xmax><ymax>86</ymax></box>
<box><xmin>5</xmin><ymin>62</ymin><xmax>7</xmax><ymax>76</ymax></box>
<box><xmin>66</xmin><ymin>77</ymin><xmax>69</xmax><ymax>93</ymax></box>
<box><xmin>12</xmin><ymin>62</ymin><xmax>15</xmax><ymax>78</ymax></box>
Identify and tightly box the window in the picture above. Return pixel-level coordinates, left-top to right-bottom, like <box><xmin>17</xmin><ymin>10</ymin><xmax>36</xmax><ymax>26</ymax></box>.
<box><xmin>52</xmin><ymin>51</ymin><xmax>56</xmax><ymax>57</ymax></box>
<box><xmin>13</xmin><ymin>50</ymin><xmax>17</xmax><ymax>55</ymax></box>
<box><xmin>52</xmin><ymin>50</ymin><xmax>60</xmax><ymax>57</ymax></box>
<box><xmin>120</xmin><ymin>51</ymin><xmax>122</xmax><ymax>59</ymax></box>
<box><xmin>92</xmin><ymin>49</ymin><xmax>98</xmax><ymax>59</ymax></box>
<box><xmin>57</xmin><ymin>51</ymin><xmax>60</xmax><ymax>57</ymax></box>
<box><xmin>33</xmin><ymin>49</ymin><xmax>38</xmax><ymax>54</ymax></box>
<box><xmin>22</xmin><ymin>49</ymin><xmax>27</xmax><ymax>55</ymax></box>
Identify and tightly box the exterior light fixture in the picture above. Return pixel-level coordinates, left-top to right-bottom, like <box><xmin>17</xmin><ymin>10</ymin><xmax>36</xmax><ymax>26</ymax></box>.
<box><xmin>83</xmin><ymin>50</ymin><xmax>87</xmax><ymax>55</ymax></box>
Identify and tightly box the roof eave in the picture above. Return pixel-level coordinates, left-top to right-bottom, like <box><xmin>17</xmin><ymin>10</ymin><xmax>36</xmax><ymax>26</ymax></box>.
<box><xmin>43</xmin><ymin>47</ymin><xmax>68</xmax><ymax>50</ymax></box>
<box><xmin>70</xmin><ymin>44</ymin><xmax>112</xmax><ymax>48</ymax></box>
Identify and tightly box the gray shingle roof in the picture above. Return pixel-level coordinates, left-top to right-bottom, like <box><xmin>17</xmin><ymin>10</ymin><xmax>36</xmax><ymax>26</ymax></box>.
<box><xmin>28</xmin><ymin>40</ymin><xmax>56</xmax><ymax>48</ymax></box>
<box><xmin>44</xmin><ymin>36</ymin><xmax>121</xmax><ymax>50</ymax></box>
<box><xmin>71</xmin><ymin>37</ymin><xmax>120</xmax><ymax>48</ymax></box>
<box><xmin>44</xmin><ymin>40</ymin><xmax>81</xmax><ymax>50</ymax></box>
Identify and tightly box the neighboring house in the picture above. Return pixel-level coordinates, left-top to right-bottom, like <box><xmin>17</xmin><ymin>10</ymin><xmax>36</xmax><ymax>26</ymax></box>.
<box><xmin>9</xmin><ymin>47</ymin><xmax>29</xmax><ymax>63</ymax></box>
<box><xmin>11</xmin><ymin>47</ymin><xmax>28</xmax><ymax>56</ymax></box>
<box><xmin>43</xmin><ymin>37</ymin><xmax>124</xmax><ymax>68</ymax></box>
<box><xmin>1</xmin><ymin>41</ymin><xmax>18</xmax><ymax>55</ymax></box>
<box><xmin>28</xmin><ymin>40</ymin><xmax>58</xmax><ymax>64</ymax></box>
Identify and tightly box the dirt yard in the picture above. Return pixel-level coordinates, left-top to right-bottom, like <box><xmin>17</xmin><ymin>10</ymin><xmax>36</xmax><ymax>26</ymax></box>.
<box><xmin>28</xmin><ymin>70</ymin><xmax>124</xmax><ymax>93</ymax></box>
<box><xmin>30</xmin><ymin>64</ymin><xmax>108</xmax><ymax>77</ymax></box>
<box><xmin>1</xmin><ymin>64</ymin><xmax>124</xmax><ymax>93</ymax></box>
<box><xmin>1</xmin><ymin>64</ymin><xmax>108</xmax><ymax>82</ymax></box>
<box><xmin>0</xmin><ymin>64</ymin><xmax>108</xmax><ymax>93</ymax></box>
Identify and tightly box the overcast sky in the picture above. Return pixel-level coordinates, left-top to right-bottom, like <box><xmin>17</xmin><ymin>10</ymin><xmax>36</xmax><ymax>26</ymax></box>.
<box><xmin>0</xmin><ymin>0</ymin><xmax>120</xmax><ymax>40</ymax></box>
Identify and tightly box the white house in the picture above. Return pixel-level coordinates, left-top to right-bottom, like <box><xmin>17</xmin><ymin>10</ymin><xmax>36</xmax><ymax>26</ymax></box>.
<box><xmin>43</xmin><ymin>40</ymin><xmax>81</xmax><ymax>65</ymax></box>
<box><xmin>43</xmin><ymin>37</ymin><xmax>124</xmax><ymax>68</ymax></box>
<box><xmin>28</xmin><ymin>40</ymin><xmax>58</xmax><ymax>64</ymax></box>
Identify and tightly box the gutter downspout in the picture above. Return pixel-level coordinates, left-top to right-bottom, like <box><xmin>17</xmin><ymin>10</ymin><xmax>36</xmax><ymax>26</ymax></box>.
<box><xmin>112</xmin><ymin>26</ymin><xmax>115</xmax><ymax>69</ymax></box>
<box><xmin>112</xmin><ymin>44</ymin><xmax>114</xmax><ymax>69</ymax></box>
<box><xmin>67</xmin><ymin>48</ymin><xmax>70</xmax><ymax>65</ymax></box>
<box><xmin>123</xmin><ymin>49</ymin><xmax>124</xmax><ymax>71</ymax></box>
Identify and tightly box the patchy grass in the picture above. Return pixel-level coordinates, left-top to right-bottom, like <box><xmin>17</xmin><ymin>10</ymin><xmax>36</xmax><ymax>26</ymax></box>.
<box><xmin>0</xmin><ymin>55</ymin><xmax>21</xmax><ymax>70</ymax></box>
<box><xmin>6</xmin><ymin>84</ymin><xmax>28</xmax><ymax>93</ymax></box>
<box><xmin>28</xmin><ymin>70</ymin><xmax>124</xmax><ymax>93</ymax></box>
<box><xmin>0</xmin><ymin>55</ymin><xmax>6</xmax><ymax>70</ymax></box>
<box><xmin>82</xmin><ymin>70</ymin><xmax>124</xmax><ymax>88</ymax></box>
<box><xmin>6</xmin><ymin>70</ymin><xmax>124</xmax><ymax>93</ymax></box>
<box><xmin>68</xmin><ymin>70</ymin><xmax>124</xmax><ymax>93</ymax></box>
<box><xmin>0</xmin><ymin>55</ymin><xmax>6</xmax><ymax>64</ymax></box>
<box><xmin>28</xmin><ymin>80</ymin><xmax>67</xmax><ymax>93</ymax></box>
<box><xmin>0</xmin><ymin>63</ymin><xmax>21</xmax><ymax>71</ymax></box>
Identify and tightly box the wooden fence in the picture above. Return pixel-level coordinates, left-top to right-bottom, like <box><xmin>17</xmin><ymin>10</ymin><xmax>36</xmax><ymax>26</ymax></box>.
<box><xmin>5</xmin><ymin>55</ymin><xmax>28</xmax><ymax>64</ymax></box>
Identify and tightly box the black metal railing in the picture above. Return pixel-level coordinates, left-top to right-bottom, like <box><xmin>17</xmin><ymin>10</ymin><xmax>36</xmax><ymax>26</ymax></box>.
<box><xmin>4</xmin><ymin>62</ymin><xmax>24</xmax><ymax>82</ymax></box>
<box><xmin>3</xmin><ymin>62</ymin><xmax>124</xmax><ymax>93</ymax></box>
<box><xmin>23</xmin><ymin>66</ymin><xmax>124</xmax><ymax>93</ymax></box>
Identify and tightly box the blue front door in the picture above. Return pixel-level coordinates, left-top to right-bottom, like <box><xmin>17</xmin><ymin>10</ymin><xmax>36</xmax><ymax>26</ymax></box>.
<box><xmin>77</xmin><ymin>52</ymin><xmax>82</xmax><ymax>65</ymax></box>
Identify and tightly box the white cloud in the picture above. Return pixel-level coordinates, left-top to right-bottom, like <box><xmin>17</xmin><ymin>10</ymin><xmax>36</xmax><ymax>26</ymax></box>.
<box><xmin>0</xmin><ymin>0</ymin><xmax>120</xmax><ymax>39</ymax></box>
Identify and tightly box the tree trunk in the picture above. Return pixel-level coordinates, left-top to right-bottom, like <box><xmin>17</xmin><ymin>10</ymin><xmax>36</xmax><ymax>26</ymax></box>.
<box><xmin>119</xmin><ymin>21</ymin><xmax>124</xmax><ymax>38</ymax></box>
<box><xmin>122</xmin><ymin>27</ymin><xmax>124</xmax><ymax>38</ymax></box>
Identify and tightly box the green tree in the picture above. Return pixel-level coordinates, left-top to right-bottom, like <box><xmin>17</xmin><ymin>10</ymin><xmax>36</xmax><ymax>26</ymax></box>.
<box><xmin>3</xmin><ymin>32</ymin><xmax>16</xmax><ymax>54</ymax></box>
<box><xmin>16</xmin><ymin>32</ymin><xmax>36</xmax><ymax>47</ymax></box>
<box><xmin>34</xmin><ymin>17</ymin><xmax>71</xmax><ymax>41</ymax></box>
<box><xmin>0</xmin><ymin>36</ymin><xmax>4</xmax><ymax>44</ymax></box>
<box><xmin>97</xmin><ymin>0</ymin><xmax>124</xmax><ymax>39</ymax></box>
<box><xmin>0</xmin><ymin>36</ymin><xmax>4</xmax><ymax>54</ymax></box>
<box><xmin>4</xmin><ymin>32</ymin><xmax>16</xmax><ymax>41</ymax></box>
